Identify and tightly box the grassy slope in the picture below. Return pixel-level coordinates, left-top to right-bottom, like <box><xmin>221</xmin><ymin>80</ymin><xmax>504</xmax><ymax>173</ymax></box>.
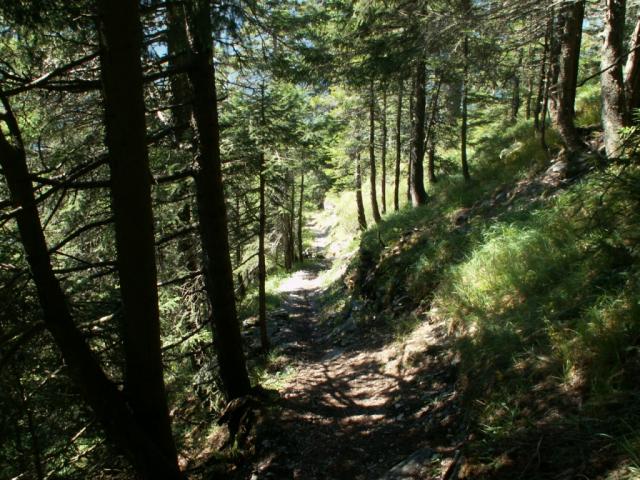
<box><xmin>333</xmin><ymin>110</ymin><xmax>640</xmax><ymax>478</ymax></box>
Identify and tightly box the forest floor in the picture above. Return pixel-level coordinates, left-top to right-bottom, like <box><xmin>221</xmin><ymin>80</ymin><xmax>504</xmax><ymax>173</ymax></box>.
<box><xmin>235</xmin><ymin>205</ymin><xmax>467</xmax><ymax>479</ymax></box>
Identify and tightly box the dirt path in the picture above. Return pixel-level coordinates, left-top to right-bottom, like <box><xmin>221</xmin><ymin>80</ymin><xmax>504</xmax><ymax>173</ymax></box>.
<box><xmin>244</xmin><ymin>207</ymin><xmax>465</xmax><ymax>480</ymax></box>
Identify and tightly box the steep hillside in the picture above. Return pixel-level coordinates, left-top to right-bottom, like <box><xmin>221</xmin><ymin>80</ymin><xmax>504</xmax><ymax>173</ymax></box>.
<box><xmin>337</xmin><ymin>120</ymin><xmax>640</xmax><ymax>478</ymax></box>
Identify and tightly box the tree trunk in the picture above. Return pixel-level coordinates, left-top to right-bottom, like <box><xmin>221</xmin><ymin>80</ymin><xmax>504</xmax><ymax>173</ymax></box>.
<box><xmin>355</xmin><ymin>153</ymin><xmax>367</xmax><ymax>231</ymax></box>
<box><xmin>369</xmin><ymin>80</ymin><xmax>382</xmax><ymax>223</ymax></box>
<box><xmin>461</xmin><ymin>36</ymin><xmax>471</xmax><ymax>181</ymax></box>
<box><xmin>258</xmin><ymin>83</ymin><xmax>269</xmax><ymax>352</ymax></box>
<box><xmin>525</xmin><ymin>55</ymin><xmax>533</xmax><ymax>120</ymax></box>
<box><xmin>624</xmin><ymin>15</ymin><xmax>640</xmax><ymax>116</ymax></box>
<box><xmin>0</xmin><ymin>110</ymin><xmax>181</xmax><ymax>479</ymax></box>
<box><xmin>184</xmin><ymin>0</ymin><xmax>251</xmax><ymax>399</ymax></box>
<box><xmin>551</xmin><ymin>0</ymin><xmax>585</xmax><ymax>152</ymax></box>
<box><xmin>97</xmin><ymin>0</ymin><xmax>178</xmax><ymax>468</ymax></box>
<box><xmin>410</xmin><ymin>61</ymin><xmax>429</xmax><ymax>206</ymax></box>
<box><xmin>234</xmin><ymin>196</ymin><xmax>245</xmax><ymax>299</ymax></box>
<box><xmin>407</xmin><ymin>78</ymin><xmax>414</xmax><ymax>203</ymax></box>
<box><xmin>290</xmin><ymin>172</ymin><xmax>296</xmax><ymax>264</ymax></box>
<box><xmin>426</xmin><ymin>76</ymin><xmax>442</xmax><ymax>184</ymax></box>
<box><xmin>534</xmin><ymin>28</ymin><xmax>550</xmax><ymax>131</ymax></box>
<box><xmin>394</xmin><ymin>79</ymin><xmax>403</xmax><ymax>211</ymax></box>
<box><xmin>297</xmin><ymin>172</ymin><xmax>304</xmax><ymax>261</ymax></box>
<box><xmin>283</xmin><ymin>207</ymin><xmax>293</xmax><ymax>271</ymax></box>
<box><xmin>601</xmin><ymin>0</ymin><xmax>629</xmax><ymax>157</ymax></box>
<box><xmin>258</xmin><ymin>152</ymin><xmax>269</xmax><ymax>351</ymax></box>
<box><xmin>511</xmin><ymin>50</ymin><xmax>523</xmax><ymax>121</ymax></box>
<box><xmin>381</xmin><ymin>85</ymin><xmax>387</xmax><ymax>214</ymax></box>
<box><xmin>167</xmin><ymin>1</ymin><xmax>198</xmax><ymax>273</ymax></box>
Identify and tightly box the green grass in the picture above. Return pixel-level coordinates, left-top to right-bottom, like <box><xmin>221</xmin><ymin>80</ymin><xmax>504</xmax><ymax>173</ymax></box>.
<box><xmin>335</xmin><ymin>113</ymin><xmax>640</xmax><ymax>477</ymax></box>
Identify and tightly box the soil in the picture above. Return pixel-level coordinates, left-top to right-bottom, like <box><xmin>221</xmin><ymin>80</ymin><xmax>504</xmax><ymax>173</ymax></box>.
<box><xmin>232</xmin><ymin>206</ymin><xmax>466</xmax><ymax>480</ymax></box>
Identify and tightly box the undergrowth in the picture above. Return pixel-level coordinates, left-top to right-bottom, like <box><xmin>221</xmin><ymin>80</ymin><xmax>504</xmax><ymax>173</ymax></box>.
<box><xmin>338</xmin><ymin>112</ymin><xmax>640</xmax><ymax>478</ymax></box>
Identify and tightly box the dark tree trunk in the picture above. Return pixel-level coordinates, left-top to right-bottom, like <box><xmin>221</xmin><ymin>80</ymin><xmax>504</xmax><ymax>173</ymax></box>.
<box><xmin>355</xmin><ymin>153</ymin><xmax>367</xmax><ymax>231</ymax></box>
<box><xmin>167</xmin><ymin>1</ymin><xmax>198</xmax><ymax>273</ymax></box>
<box><xmin>381</xmin><ymin>86</ymin><xmax>387</xmax><ymax>214</ymax></box>
<box><xmin>15</xmin><ymin>374</ymin><xmax>43</xmax><ymax>480</ymax></box>
<box><xmin>511</xmin><ymin>50</ymin><xmax>523</xmax><ymax>121</ymax></box>
<box><xmin>0</xmin><ymin>109</ymin><xmax>181</xmax><ymax>479</ymax></box>
<box><xmin>525</xmin><ymin>54</ymin><xmax>533</xmax><ymax>120</ymax></box>
<box><xmin>541</xmin><ymin>13</ymin><xmax>555</xmax><ymax>154</ymax></box>
<box><xmin>426</xmin><ymin>76</ymin><xmax>442</xmax><ymax>184</ymax></box>
<box><xmin>290</xmin><ymin>173</ymin><xmax>296</xmax><ymax>264</ymax></box>
<box><xmin>410</xmin><ymin>61</ymin><xmax>429</xmax><ymax>206</ymax></box>
<box><xmin>407</xmin><ymin>78</ymin><xmax>415</xmax><ymax>203</ymax></box>
<box><xmin>166</xmin><ymin>2</ymin><xmax>192</xmax><ymax>144</ymax></box>
<box><xmin>283</xmin><ymin>207</ymin><xmax>293</xmax><ymax>271</ymax></box>
<box><xmin>601</xmin><ymin>0</ymin><xmax>629</xmax><ymax>157</ymax></box>
<box><xmin>534</xmin><ymin>28</ymin><xmax>550</xmax><ymax>131</ymax></box>
<box><xmin>97</xmin><ymin>0</ymin><xmax>178</xmax><ymax>468</ymax></box>
<box><xmin>551</xmin><ymin>0</ymin><xmax>585</xmax><ymax>152</ymax></box>
<box><xmin>183</xmin><ymin>0</ymin><xmax>251</xmax><ymax>399</ymax></box>
<box><xmin>624</xmin><ymin>15</ymin><xmax>640</xmax><ymax>116</ymax></box>
<box><xmin>258</xmin><ymin>153</ymin><xmax>269</xmax><ymax>351</ymax></box>
<box><xmin>258</xmin><ymin>83</ymin><xmax>269</xmax><ymax>351</ymax></box>
<box><xmin>297</xmin><ymin>172</ymin><xmax>304</xmax><ymax>261</ymax></box>
<box><xmin>394</xmin><ymin>79</ymin><xmax>403</xmax><ymax>211</ymax></box>
<box><xmin>369</xmin><ymin>80</ymin><xmax>382</xmax><ymax>223</ymax></box>
<box><xmin>234</xmin><ymin>196</ymin><xmax>245</xmax><ymax>299</ymax></box>
<box><xmin>461</xmin><ymin>36</ymin><xmax>471</xmax><ymax>182</ymax></box>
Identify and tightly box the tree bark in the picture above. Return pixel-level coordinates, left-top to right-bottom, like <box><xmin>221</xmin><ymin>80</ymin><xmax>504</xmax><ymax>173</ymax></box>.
<box><xmin>551</xmin><ymin>0</ymin><xmax>585</xmax><ymax>152</ymax></box>
<box><xmin>381</xmin><ymin>85</ymin><xmax>387</xmax><ymax>214</ymax></box>
<box><xmin>369</xmin><ymin>80</ymin><xmax>382</xmax><ymax>223</ymax></box>
<box><xmin>511</xmin><ymin>50</ymin><xmax>523</xmax><ymax>121</ymax></box>
<box><xmin>355</xmin><ymin>153</ymin><xmax>367</xmax><ymax>231</ymax></box>
<box><xmin>290</xmin><ymin>172</ymin><xmax>296</xmax><ymax>264</ymax></box>
<box><xmin>0</xmin><ymin>111</ymin><xmax>181</xmax><ymax>479</ymax></box>
<box><xmin>258</xmin><ymin>84</ymin><xmax>269</xmax><ymax>352</ymax></box>
<box><xmin>394</xmin><ymin>79</ymin><xmax>403</xmax><ymax>211</ymax></box>
<box><xmin>534</xmin><ymin>29</ymin><xmax>550</xmax><ymax>131</ymax></box>
<box><xmin>167</xmin><ymin>1</ymin><xmax>198</xmax><ymax>273</ymax></box>
<box><xmin>297</xmin><ymin>172</ymin><xmax>304</xmax><ymax>261</ymax></box>
<box><xmin>410</xmin><ymin>61</ymin><xmax>428</xmax><ymax>206</ymax></box>
<box><xmin>97</xmin><ymin>0</ymin><xmax>178</xmax><ymax>468</ymax></box>
<box><xmin>461</xmin><ymin>36</ymin><xmax>471</xmax><ymax>181</ymax></box>
<box><xmin>601</xmin><ymin>0</ymin><xmax>629</xmax><ymax>157</ymax></box>
<box><xmin>624</xmin><ymin>15</ymin><xmax>640</xmax><ymax>115</ymax></box>
<box><xmin>407</xmin><ymin>78</ymin><xmax>414</xmax><ymax>203</ymax></box>
<box><xmin>426</xmin><ymin>76</ymin><xmax>442</xmax><ymax>184</ymax></box>
<box><xmin>184</xmin><ymin>0</ymin><xmax>251</xmax><ymax>399</ymax></box>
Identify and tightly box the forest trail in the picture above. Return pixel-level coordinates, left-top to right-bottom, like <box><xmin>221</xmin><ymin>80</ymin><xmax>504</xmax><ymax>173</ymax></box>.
<box><xmin>245</xmin><ymin>205</ymin><xmax>466</xmax><ymax>480</ymax></box>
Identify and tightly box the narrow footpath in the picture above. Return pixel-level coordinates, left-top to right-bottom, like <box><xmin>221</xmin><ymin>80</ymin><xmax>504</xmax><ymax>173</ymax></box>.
<box><xmin>242</xmin><ymin>205</ymin><xmax>465</xmax><ymax>480</ymax></box>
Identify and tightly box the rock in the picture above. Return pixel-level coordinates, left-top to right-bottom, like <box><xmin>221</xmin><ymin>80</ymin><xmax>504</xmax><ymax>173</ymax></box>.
<box><xmin>322</xmin><ymin>347</ymin><xmax>344</xmax><ymax>362</ymax></box>
<box><xmin>378</xmin><ymin>448</ymin><xmax>436</xmax><ymax>479</ymax></box>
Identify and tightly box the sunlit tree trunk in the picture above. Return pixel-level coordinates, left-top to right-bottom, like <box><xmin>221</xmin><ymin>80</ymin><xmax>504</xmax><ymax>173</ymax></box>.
<box><xmin>381</xmin><ymin>85</ymin><xmax>387</xmax><ymax>214</ymax></box>
<box><xmin>394</xmin><ymin>79</ymin><xmax>403</xmax><ymax>211</ymax></box>
<box><xmin>410</xmin><ymin>60</ymin><xmax>428</xmax><ymax>206</ymax></box>
<box><xmin>511</xmin><ymin>50</ymin><xmax>522</xmax><ymax>121</ymax></box>
<box><xmin>369</xmin><ymin>80</ymin><xmax>382</xmax><ymax>222</ymax></box>
<box><xmin>534</xmin><ymin>27</ymin><xmax>550</xmax><ymax>131</ymax></box>
<box><xmin>426</xmin><ymin>76</ymin><xmax>442</xmax><ymax>184</ymax></box>
<box><xmin>461</xmin><ymin>35</ymin><xmax>471</xmax><ymax>181</ymax></box>
<box><xmin>298</xmin><ymin>172</ymin><xmax>304</xmax><ymax>261</ymax></box>
<box><xmin>355</xmin><ymin>152</ymin><xmax>367</xmax><ymax>231</ymax></box>
<box><xmin>601</xmin><ymin>0</ymin><xmax>629</xmax><ymax>157</ymax></box>
<box><xmin>551</xmin><ymin>0</ymin><xmax>585</xmax><ymax>152</ymax></box>
<box><xmin>624</xmin><ymin>15</ymin><xmax>640</xmax><ymax>116</ymax></box>
<box><xmin>407</xmin><ymin>78</ymin><xmax>415</xmax><ymax>203</ymax></box>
